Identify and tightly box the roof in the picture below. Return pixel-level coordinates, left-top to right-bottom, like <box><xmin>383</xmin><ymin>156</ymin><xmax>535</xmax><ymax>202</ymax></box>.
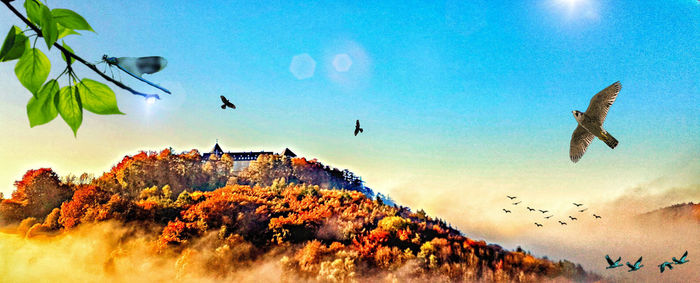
<box><xmin>282</xmin><ymin>148</ymin><xmax>296</xmax><ymax>157</ymax></box>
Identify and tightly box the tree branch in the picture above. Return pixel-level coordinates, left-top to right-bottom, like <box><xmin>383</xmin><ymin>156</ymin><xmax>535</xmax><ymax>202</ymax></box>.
<box><xmin>1</xmin><ymin>0</ymin><xmax>160</xmax><ymax>99</ymax></box>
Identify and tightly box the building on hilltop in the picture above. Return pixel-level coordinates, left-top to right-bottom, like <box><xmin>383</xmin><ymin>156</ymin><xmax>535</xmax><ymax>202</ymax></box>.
<box><xmin>202</xmin><ymin>142</ymin><xmax>296</xmax><ymax>173</ymax></box>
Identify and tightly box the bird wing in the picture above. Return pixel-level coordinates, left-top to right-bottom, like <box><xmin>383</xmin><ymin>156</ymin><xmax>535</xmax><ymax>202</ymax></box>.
<box><xmin>681</xmin><ymin>250</ymin><xmax>688</xmax><ymax>260</ymax></box>
<box><xmin>605</xmin><ymin>255</ymin><xmax>614</xmax><ymax>265</ymax></box>
<box><xmin>585</xmin><ymin>81</ymin><xmax>621</xmax><ymax>124</ymax></box>
<box><xmin>356</xmin><ymin>120</ymin><xmax>360</xmax><ymax>127</ymax></box>
<box><xmin>635</xmin><ymin>256</ymin><xmax>643</xmax><ymax>266</ymax></box>
<box><xmin>570</xmin><ymin>125</ymin><xmax>595</xmax><ymax>163</ymax></box>
<box><xmin>221</xmin><ymin>96</ymin><xmax>228</xmax><ymax>103</ymax></box>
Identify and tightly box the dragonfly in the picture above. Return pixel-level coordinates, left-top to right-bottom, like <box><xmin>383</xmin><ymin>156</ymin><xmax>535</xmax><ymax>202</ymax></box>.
<box><xmin>101</xmin><ymin>55</ymin><xmax>171</xmax><ymax>97</ymax></box>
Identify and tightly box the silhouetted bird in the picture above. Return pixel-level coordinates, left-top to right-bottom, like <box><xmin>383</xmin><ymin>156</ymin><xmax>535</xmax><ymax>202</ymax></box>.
<box><xmin>573</xmin><ymin>203</ymin><xmax>583</xmax><ymax>207</ymax></box>
<box><xmin>578</xmin><ymin>208</ymin><xmax>588</xmax><ymax>212</ymax></box>
<box><xmin>535</xmin><ymin>223</ymin><xmax>543</xmax><ymax>227</ymax></box>
<box><xmin>503</xmin><ymin>209</ymin><xmax>511</xmax><ymax>213</ymax></box>
<box><xmin>507</xmin><ymin>195</ymin><xmax>517</xmax><ymax>200</ymax></box>
<box><xmin>539</xmin><ymin>209</ymin><xmax>548</xmax><ymax>213</ymax></box>
<box><xmin>558</xmin><ymin>221</ymin><xmax>567</xmax><ymax>225</ymax></box>
<box><xmin>605</xmin><ymin>255</ymin><xmax>623</xmax><ymax>269</ymax></box>
<box><xmin>513</xmin><ymin>201</ymin><xmax>521</xmax><ymax>205</ymax></box>
<box><xmin>220</xmin><ymin>95</ymin><xmax>236</xmax><ymax>109</ymax></box>
<box><xmin>658</xmin><ymin>261</ymin><xmax>674</xmax><ymax>273</ymax></box>
<box><xmin>593</xmin><ymin>214</ymin><xmax>602</xmax><ymax>219</ymax></box>
<box><xmin>569</xmin><ymin>216</ymin><xmax>578</xmax><ymax>221</ymax></box>
<box><xmin>545</xmin><ymin>215</ymin><xmax>553</xmax><ymax>219</ymax></box>
<box><xmin>672</xmin><ymin>251</ymin><xmax>689</xmax><ymax>264</ymax></box>
<box><xmin>527</xmin><ymin>206</ymin><xmax>535</xmax><ymax>211</ymax></box>
<box><xmin>627</xmin><ymin>256</ymin><xmax>644</xmax><ymax>272</ymax></box>
<box><xmin>354</xmin><ymin>120</ymin><xmax>363</xmax><ymax>136</ymax></box>
<box><xmin>570</xmin><ymin>81</ymin><xmax>622</xmax><ymax>162</ymax></box>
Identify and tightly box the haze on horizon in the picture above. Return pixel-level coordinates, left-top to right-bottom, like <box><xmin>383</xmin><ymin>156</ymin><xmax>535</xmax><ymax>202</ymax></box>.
<box><xmin>1</xmin><ymin>0</ymin><xmax>698</xmax><ymax>279</ymax></box>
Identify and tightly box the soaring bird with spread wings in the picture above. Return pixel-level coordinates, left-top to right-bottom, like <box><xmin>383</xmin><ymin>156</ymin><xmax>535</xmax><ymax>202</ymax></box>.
<box><xmin>354</xmin><ymin>120</ymin><xmax>363</xmax><ymax>136</ymax></box>
<box><xmin>570</xmin><ymin>82</ymin><xmax>622</xmax><ymax>162</ymax></box>
<box><xmin>220</xmin><ymin>96</ymin><xmax>236</xmax><ymax>109</ymax></box>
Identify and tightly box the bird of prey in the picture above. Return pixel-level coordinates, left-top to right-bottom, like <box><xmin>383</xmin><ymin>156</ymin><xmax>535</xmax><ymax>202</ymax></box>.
<box><xmin>503</xmin><ymin>209</ymin><xmax>511</xmax><ymax>213</ymax></box>
<box><xmin>605</xmin><ymin>255</ymin><xmax>623</xmax><ymax>269</ymax></box>
<box><xmin>626</xmin><ymin>257</ymin><xmax>644</xmax><ymax>272</ymax></box>
<box><xmin>534</xmin><ymin>223</ymin><xmax>543</xmax><ymax>227</ymax></box>
<box><xmin>672</xmin><ymin>251</ymin><xmax>689</xmax><ymax>264</ymax></box>
<box><xmin>570</xmin><ymin>81</ymin><xmax>622</xmax><ymax>163</ymax></box>
<box><xmin>579</xmin><ymin>208</ymin><xmax>588</xmax><ymax>213</ymax></box>
<box><xmin>507</xmin><ymin>195</ymin><xmax>517</xmax><ymax>200</ymax></box>
<box><xmin>513</xmin><ymin>201</ymin><xmax>522</xmax><ymax>205</ymax></box>
<box><xmin>573</xmin><ymin>203</ymin><xmax>583</xmax><ymax>207</ymax></box>
<box><xmin>527</xmin><ymin>207</ymin><xmax>536</xmax><ymax>212</ymax></box>
<box><xmin>593</xmin><ymin>214</ymin><xmax>602</xmax><ymax>219</ymax></box>
<box><xmin>558</xmin><ymin>221</ymin><xmax>567</xmax><ymax>225</ymax></box>
<box><xmin>545</xmin><ymin>215</ymin><xmax>554</xmax><ymax>219</ymax></box>
<box><xmin>569</xmin><ymin>216</ymin><xmax>578</xmax><ymax>221</ymax></box>
<box><xmin>658</xmin><ymin>261</ymin><xmax>674</xmax><ymax>273</ymax></box>
<box><xmin>220</xmin><ymin>95</ymin><xmax>236</xmax><ymax>109</ymax></box>
<box><xmin>354</xmin><ymin>120</ymin><xmax>363</xmax><ymax>136</ymax></box>
<box><xmin>539</xmin><ymin>209</ymin><xmax>549</xmax><ymax>214</ymax></box>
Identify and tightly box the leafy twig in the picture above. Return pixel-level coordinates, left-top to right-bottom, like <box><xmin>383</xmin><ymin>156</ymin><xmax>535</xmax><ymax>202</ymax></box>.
<box><xmin>1</xmin><ymin>0</ymin><xmax>160</xmax><ymax>99</ymax></box>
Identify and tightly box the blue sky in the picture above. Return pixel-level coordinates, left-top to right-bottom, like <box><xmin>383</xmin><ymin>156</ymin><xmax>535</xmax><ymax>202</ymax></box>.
<box><xmin>0</xmin><ymin>0</ymin><xmax>698</xmax><ymax>233</ymax></box>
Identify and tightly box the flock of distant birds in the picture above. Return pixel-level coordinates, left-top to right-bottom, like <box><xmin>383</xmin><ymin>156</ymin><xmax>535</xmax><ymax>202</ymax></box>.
<box><xmin>503</xmin><ymin>195</ymin><xmax>692</xmax><ymax>274</ymax></box>
<box><xmin>605</xmin><ymin>251</ymin><xmax>689</xmax><ymax>274</ymax></box>
<box><xmin>502</xmin><ymin>195</ymin><xmax>601</xmax><ymax>227</ymax></box>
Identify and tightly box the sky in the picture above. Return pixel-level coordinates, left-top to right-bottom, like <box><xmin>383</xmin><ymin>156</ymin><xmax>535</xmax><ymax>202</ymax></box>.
<box><xmin>0</xmin><ymin>0</ymin><xmax>699</xmax><ymax>272</ymax></box>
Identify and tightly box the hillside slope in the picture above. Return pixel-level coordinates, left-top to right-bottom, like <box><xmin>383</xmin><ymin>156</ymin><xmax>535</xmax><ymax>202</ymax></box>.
<box><xmin>0</xmin><ymin>149</ymin><xmax>601</xmax><ymax>282</ymax></box>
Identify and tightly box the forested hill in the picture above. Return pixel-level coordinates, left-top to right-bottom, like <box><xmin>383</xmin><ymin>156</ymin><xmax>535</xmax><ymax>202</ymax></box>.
<box><xmin>0</xmin><ymin>149</ymin><xmax>601</xmax><ymax>282</ymax></box>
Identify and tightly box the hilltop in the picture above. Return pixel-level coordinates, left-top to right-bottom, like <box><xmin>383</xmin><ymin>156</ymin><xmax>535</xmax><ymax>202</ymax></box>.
<box><xmin>0</xmin><ymin>148</ymin><xmax>601</xmax><ymax>282</ymax></box>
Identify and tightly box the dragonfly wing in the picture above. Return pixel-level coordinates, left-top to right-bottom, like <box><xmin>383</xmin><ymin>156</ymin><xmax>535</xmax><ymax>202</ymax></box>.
<box><xmin>114</xmin><ymin>64</ymin><xmax>171</xmax><ymax>94</ymax></box>
<box><xmin>117</xmin><ymin>56</ymin><xmax>167</xmax><ymax>75</ymax></box>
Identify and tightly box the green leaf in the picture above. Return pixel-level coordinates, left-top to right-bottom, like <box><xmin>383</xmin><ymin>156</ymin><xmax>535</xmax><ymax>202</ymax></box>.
<box><xmin>14</xmin><ymin>48</ymin><xmax>50</xmax><ymax>94</ymax></box>
<box><xmin>51</xmin><ymin>9</ymin><xmax>94</xmax><ymax>32</ymax></box>
<box><xmin>78</xmin><ymin>79</ymin><xmax>124</xmax><ymax>115</ymax></box>
<box><xmin>57</xmin><ymin>24</ymin><xmax>80</xmax><ymax>39</ymax></box>
<box><xmin>40</xmin><ymin>5</ymin><xmax>58</xmax><ymax>49</ymax></box>
<box><xmin>27</xmin><ymin>79</ymin><xmax>59</xmax><ymax>127</ymax></box>
<box><xmin>0</xmin><ymin>26</ymin><xmax>29</xmax><ymax>62</ymax></box>
<box><xmin>56</xmin><ymin>85</ymin><xmax>82</xmax><ymax>136</ymax></box>
<box><xmin>24</xmin><ymin>0</ymin><xmax>43</xmax><ymax>26</ymax></box>
<box><xmin>60</xmin><ymin>40</ymin><xmax>75</xmax><ymax>64</ymax></box>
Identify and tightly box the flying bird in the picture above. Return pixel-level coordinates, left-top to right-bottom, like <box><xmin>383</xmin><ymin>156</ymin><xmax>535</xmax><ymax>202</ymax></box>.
<box><xmin>545</xmin><ymin>215</ymin><xmax>554</xmax><ymax>219</ymax></box>
<box><xmin>538</xmin><ymin>209</ymin><xmax>549</xmax><ymax>214</ymax></box>
<box><xmin>573</xmin><ymin>203</ymin><xmax>583</xmax><ymax>207</ymax></box>
<box><xmin>579</xmin><ymin>208</ymin><xmax>588</xmax><ymax>213</ymax></box>
<box><xmin>354</xmin><ymin>120</ymin><xmax>363</xmax><ymax>136</ymax></box>
<box><xmin>220</xmin><ymin>95</ymin><xmax>236</xmax><ymax>109</ymax></box>
<box><xmin>626</xmin><ymin>256</ymin><xmax>644</xmax><ymax>272</ymax></box>
<box><xmin>507</xmin><ymin>195</ymin><xmax>517</xmax><ymax>200</ymax></box>
<box><xmin>513</xmin><ymin>201</ymin><xmax>522</xmax><ymax>205</ymax></box>
<box><xmin>503</xmin><ymin>209</ymin><xmax>511</xmax><ymax>213</ymax></box>
<box><xmin>569</xmin><ymin>216</ymin><xmax>578</xmax><ymax>221</ymax></box>
<box><xmin>593</xmin><ymin>214</ymin><xmax>602</xmax><ymax>219</ymax></box>
<box><xmin>672</xmin><ymin>251</ymin><xmax>689</xmax><ymax>264</ymax></box>
<box><xmin>558</xmin><ymin>221</ymin><xmax>567</xmax><ymax>225</ymax></box>
<box><xmin>527</xmin><ymin>207</ymin><xmax>535</xmax><ymax>212</ymax></box>
<box><xmin>534</xmin><ymin>223</ymin><xmax>543</xmax><ymax>227</ymax></box>
<box><xmin>570</xmin><ymin>81</ymin><xmax>622</xmax><ymax>163</ymax></box>
<box><xmin>658</xmin><ymin>261</ymin><xmax>674</xmax><ymax>273</ymax></box>
<box><xmin>605</xmin><ymin>255</ymin><xmax>623</xmax><ymax>269</ymax></box>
